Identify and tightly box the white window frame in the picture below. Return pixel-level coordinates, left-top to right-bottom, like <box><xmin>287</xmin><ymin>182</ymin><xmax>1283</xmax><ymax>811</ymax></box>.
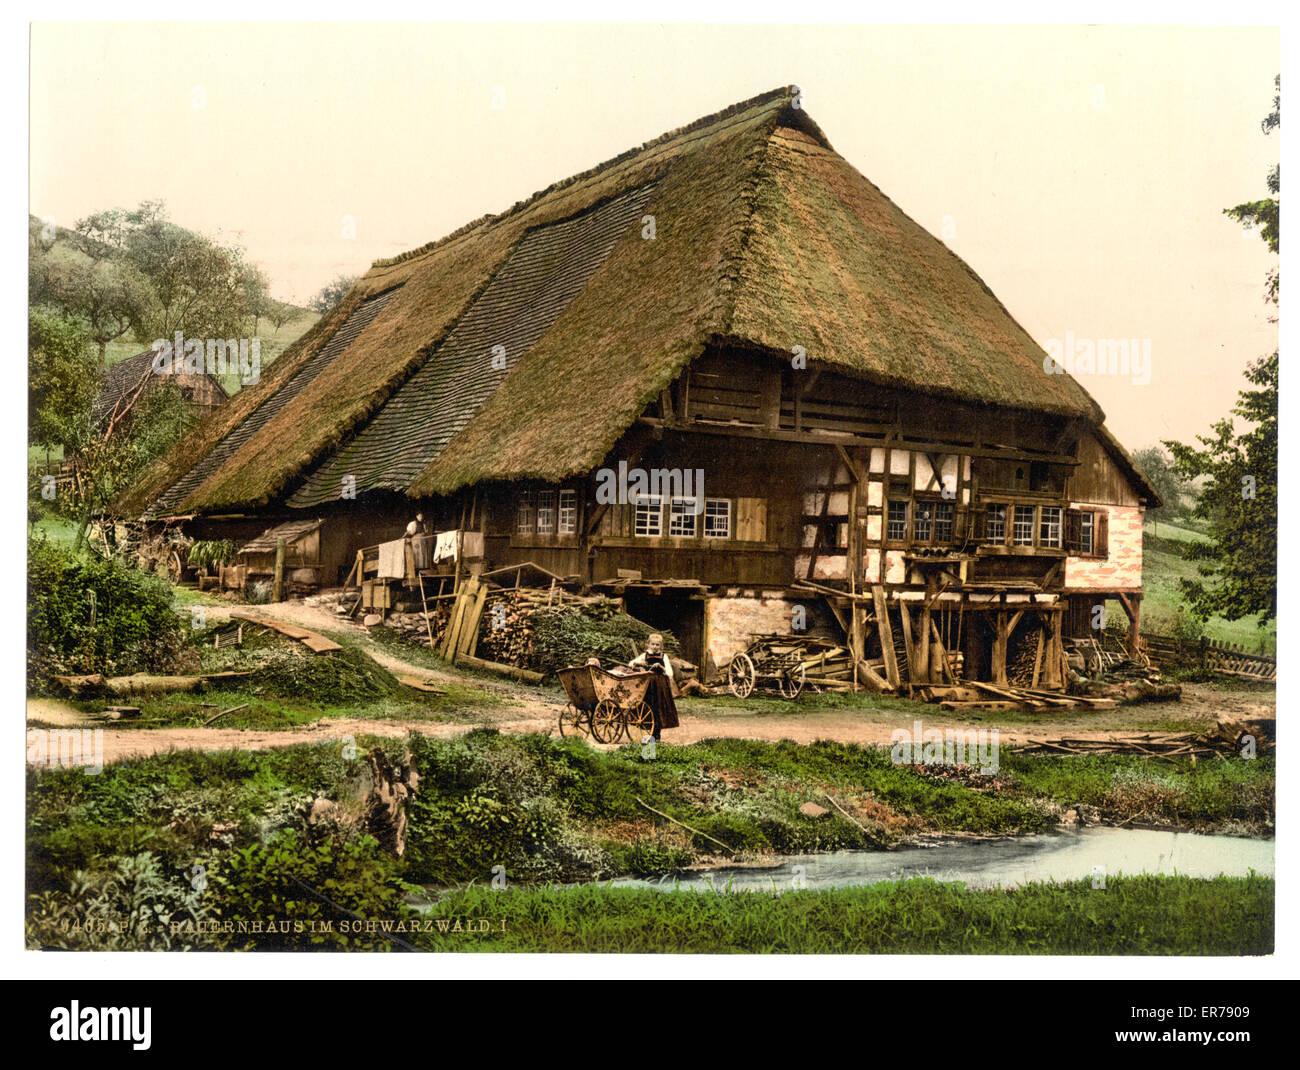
<box><xmin>633</xmin><ymin>494</ymin><xmax>663</xmax><ymax>537</ymax></box>
<box><xmin>985</xmin><ymin>503</ymin><xmax>1007</xmax><ymax>543</ymax></box>
<box><xmin>535</xmin><ymin>491</ymin><xmax>555</xmax><ymax>536</ymax></box>
<box><xmin>1079</xmin><ymin>510</ymin><xmax>1094</xmax><ymax>556</ymax></box>
<box><xmin>516</xmin><ymin>492</ymin><xmax>534</xmax><ymax>536</ymax></box>
<box><xmin>703</xmin><ymin>498</ymin><xmax>731</xmax><ymax>539</ymax></box>
<box><xmin>1039</xmin><ymin>506</ymin><xmax>1063</xmax><ymax>549</ymax></box>
<box><xmin>557</xmin><ymin>489</ymin><xmax>577</xmax><ymax>535</ymax></box>
<box><xmin>669</xmin><ymin>497</ymin><xmax>698</xmax><ymax>537</ymax></box>
<box><xmin>1012</xmin><ymin>505</ymin><xmax>1035</xmax><ymax>546</ymax></box>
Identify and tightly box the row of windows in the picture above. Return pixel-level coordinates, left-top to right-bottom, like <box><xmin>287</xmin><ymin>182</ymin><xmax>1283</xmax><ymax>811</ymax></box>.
<box><xmin>886</xmin><ymin>499</ymin><xmax>955</xmax><ymax>544</ymax></box>
<box><xmin>883</xmin><ymin>500</ymin><xmax>1097</xmax><ymax>555</ymax></box>
<box><xmin>517</xmin><ymin>489</ymin><xmax>578</xmax><ymax>536</ymax></box>
<box><xmin>984</xmin><ymin>503</ymin><xmax>1065</xmax><ymax>549</ymax></box>
<box><xmin>515</xmin><ymin>492</ymin><xmax>735</xmax><ymax>540</ymax></box>
<box><xmin>635</xmin><ymin>496</ymin><xmax>732</xmax><ymax>539</ymax></box>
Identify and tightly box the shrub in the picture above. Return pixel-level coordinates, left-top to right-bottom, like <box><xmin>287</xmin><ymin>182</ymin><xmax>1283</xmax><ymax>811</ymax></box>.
<box><xmin>205</xmin><ymin>831</ymin><xmax>412</xmax><ymax>950</ymax></box>
<box><xmin>27</xmin><ymin>534</ymin><xmax>185</xmax><ymax>687</ymax></box>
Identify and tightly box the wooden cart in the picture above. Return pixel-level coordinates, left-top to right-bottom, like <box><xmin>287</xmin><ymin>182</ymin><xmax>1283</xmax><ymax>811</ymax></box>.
<box><xmin>557</xmin><ymin>663</ymin><xmax>657</xmax><ymax>744</ymax></box>
<box><xmin>726</xmin><ymin>636</ymin><xmax>807</xmax><ymax>698</ymax></box>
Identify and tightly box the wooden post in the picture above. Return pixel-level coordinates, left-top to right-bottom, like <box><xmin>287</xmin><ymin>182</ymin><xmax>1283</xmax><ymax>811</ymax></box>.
<box><xmin>992</xmin><ymin>610</ymin><xmax>1008</xmax><ymax>686</ymax></box>
<box><xmin>899</xmin><ymin>604</ymin><xmax>916</xmax><ymax>688</ymax></box>
<box><xmin>1127</xmin><ymin>594</ymin><xmax>1142</xmax><ymax>659</ymax></box>
<box><xmin>872</xmin><ymin>585</ymin><xmax>900</xmax><ymax>689</ymax></box>
<box><xmin>272</xmin><ymin>538</ymin><xmax>286</xmax><ymax>603</ymax></box>
<box><xmin>918</xmin><ymin>605</ymin><xmax>932</xmax><ymax>685</ymax></box>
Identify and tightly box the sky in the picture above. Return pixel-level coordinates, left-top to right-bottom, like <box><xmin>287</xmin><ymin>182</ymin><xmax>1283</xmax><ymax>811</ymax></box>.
<box><xmin>28</xmin><ymin>22</ymin><xmax>1280</xmax><ymax>451</ymax></box>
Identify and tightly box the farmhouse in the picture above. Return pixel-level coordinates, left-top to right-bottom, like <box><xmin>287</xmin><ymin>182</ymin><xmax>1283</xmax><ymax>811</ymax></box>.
<box><xmin>94</xmin><ymin>345</ymin><xmax>229</xmax><ymax>433</ymax></box>
<box><xmin>119</xmin><ymin>87</ymin><xmax>1158</xmax><ymax>687</ymax></box>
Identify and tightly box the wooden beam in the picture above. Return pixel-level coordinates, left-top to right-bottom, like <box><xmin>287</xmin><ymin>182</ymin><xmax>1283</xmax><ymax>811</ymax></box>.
<box><xmin>872</xmin><ymin>585</ymin><xmax>900</xmax><ymax>689</ymax></box>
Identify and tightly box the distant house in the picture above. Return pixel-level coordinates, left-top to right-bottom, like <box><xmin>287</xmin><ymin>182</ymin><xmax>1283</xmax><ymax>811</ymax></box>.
<box><xmin>120</xmin><ymin>87</ymin><xmax>1158</xmax><ymax>687</ymax></box>
<box><xmin>93</xmin><ymin>347</ymin><xmax>229</xmax><ymax>434</ymax></box>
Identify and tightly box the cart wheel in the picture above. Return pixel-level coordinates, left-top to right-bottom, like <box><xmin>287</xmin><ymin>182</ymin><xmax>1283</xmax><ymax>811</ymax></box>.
<box><xmin>558</xmin><ymin>703</ymin><xmax>590</xmax><ymax>739</ymax></box>
<box><xmin>778</xmin><ymin>662</ymin><xmax>806</xmax><ymax>699</ymax></box>
<box><xmin>727</xmin><ymin>653</ymin><xmax>756</xmax><ymax>698</ymax></box>
<box><xmin>622</xmin><ymin>700</ymin><xmax>655</xmax><ymax>744</ymax></box>
<box><xmin>168</xmin><ymin>551</ymin><xmax>184</xmax><ymax>585</ymax></box>
<box><xmin>590</xmin><ymin>700</ymin><xmax>622</xmax><ymax>744</ymax></box>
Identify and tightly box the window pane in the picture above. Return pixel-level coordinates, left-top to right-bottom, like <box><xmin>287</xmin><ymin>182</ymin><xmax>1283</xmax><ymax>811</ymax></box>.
<box><xmin>536</xmin><ymin>492</ymin><xmax>555</xmax><ymax>535</ymax></box>
<box><xmin>1079</xmin><ymin>512</ymin><xmax>1094</xmax><ymax>555</ymax></box>
<box><xmin>669</xmin><ymin>497</ymin><xmax>698</xmax><ymax>537</ymax></box>
<box><xmin>1039</xmin><ymin>506</ymin><xmax>1062</xmax><ymax>548</ymax></box>
<box><xmin>887</xmin><ymin>500</ymin><xmax>909</xmax><ymax>541</ymax></box>
<box><xmin>557</xmin><ymin>489</ymin><xmax>577</xmax><ymax>535</ymax></box>
<box><xmin>914</xmin><ymin>501</ymin><xmax>933</xmax><ymax>542</ymax></box>
<box><xmin>985</xmin><ymin>504</ymin><xmax>1006</xmax><ymax>542</ymax></box>
<box><xmin>703</xmin><ymin>498</ymin><xmax>731</xmax><ymax>539</ymax></box>
<box><xmin>634</xmin><ymin>495</ymin><xmax>662</xmax><ymax>537</ymax></box>
<box><xmin>933</xmin><ymin>501</ymin><xmax>954</xmax><ymax>543</ymax></box>
<box><xmin>1013</xmin><ymin>505</ymin><xmax>1035</xmax><ymax>545</ymax></box>
<box><xmin>516</xmin><ymin>492</ymin><xmax>534</xmax><ymax>535</ymax></box>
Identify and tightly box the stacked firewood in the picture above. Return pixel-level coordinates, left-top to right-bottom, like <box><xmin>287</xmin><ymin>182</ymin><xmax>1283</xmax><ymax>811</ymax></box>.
<box><xmin>476</xmin><ymin>590</ymin><xmax>538</xmax><ymax>665</ymax></box>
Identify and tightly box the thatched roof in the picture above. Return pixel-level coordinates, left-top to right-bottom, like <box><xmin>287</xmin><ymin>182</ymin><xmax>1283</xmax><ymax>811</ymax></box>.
<box><xmin>122</xmin><ymin>86</ymin><xmax>1108</xmax><ymax>518</ymax></box>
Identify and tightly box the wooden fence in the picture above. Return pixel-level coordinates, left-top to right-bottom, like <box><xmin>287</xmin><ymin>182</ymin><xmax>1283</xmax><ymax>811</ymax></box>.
<box><xmin>1142</xmin><ymin>632</ymin><xmax>1276</xmax><ymax>682</ymax></box>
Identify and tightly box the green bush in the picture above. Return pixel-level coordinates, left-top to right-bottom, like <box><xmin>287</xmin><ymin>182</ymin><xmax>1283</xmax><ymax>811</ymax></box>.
<box><xmin>205</xmin><ymin>831</ymin><xmax>412</xmax><ymax>951</ymax></box>
<box><xmin>27</xmin><ymin>534</ymin><xmax>185</xmax><ymax>687</ymax></box>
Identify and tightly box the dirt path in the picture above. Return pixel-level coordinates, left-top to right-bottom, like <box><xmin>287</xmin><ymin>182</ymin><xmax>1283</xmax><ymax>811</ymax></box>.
<box><xmin>31</xmin><ymin>595</ymin><xmax>1273</xmax><ymax>766</ymax></box>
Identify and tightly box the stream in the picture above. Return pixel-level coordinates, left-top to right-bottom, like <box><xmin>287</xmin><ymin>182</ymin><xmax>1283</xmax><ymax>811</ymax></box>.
<box><xmin>610</xmin><ymin>827</ymin><xmax>1275</xmax><ymax>893</ymax></box>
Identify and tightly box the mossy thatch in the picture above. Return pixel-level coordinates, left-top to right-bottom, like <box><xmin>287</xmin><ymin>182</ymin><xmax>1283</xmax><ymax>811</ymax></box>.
<box><xmin>120</xmin><ymin>86</ymin><xmax>1106</xmax><ymax>517</ymax></box>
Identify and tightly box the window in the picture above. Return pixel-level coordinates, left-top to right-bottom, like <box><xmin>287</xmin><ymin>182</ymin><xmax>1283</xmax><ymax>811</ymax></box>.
<box><xmin>933</xmin><ymin>501</ymin><xmax>955</xmax><ymax>543</ymax></box>
<box><xmin>557</xmin><ymin>489</ymin><xmax>577</xmax><ymax>535</ymax></box>
<box><xmin>703</xmin><ymin>498</ymin><xmax>731</xmax><ymax>539</ymax></box>
<box><xmin>535</xmin><ymin>491</ymin><xmax>555</xmax><ymax>536</ymax></box>
<box><xmin>887</xmin><ymin>500</ymin><xmax>909</xmax><ymax>541</ymax></box>
<box><xmin>1039</xmin><ymin>506</ymin><xmax>1062</xmax><ymax>548</ymax></box>
<box><xmin>985</xmin><ymin>504</ymin><xmax>1007</xmax><ymax>543</ymax></box>
<box><xmin>914</xmin><ymin>501</ymin><xmax>933</xmax><ymax>542</ymax></box>
<box><xmin>634</xmin><ymin>494</ymin><xmax>662</xmax><ymax>537</ymax></box>
<box><xmin>516</xmin><ymin>492</ymin><xmax>534</xmax><ymax>535</ymax></box>
<box><xmin>1012</xmin><ymin>505</ymin><xmax>1035</xmax><ymax>546</ymax></box>
<box><xmin>669</xmin><ymin>497</ymin><xmax>698</xmax><ymax>537</ymax></box>
<box><xmin>1078</xmin><ymin>511</ymin><xmax>1094</xmax><ymax>555</ymax></box>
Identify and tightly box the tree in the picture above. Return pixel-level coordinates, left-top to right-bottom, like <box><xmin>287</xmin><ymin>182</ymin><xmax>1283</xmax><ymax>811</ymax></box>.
<box><xmin>1132</xmin><ymin>446</ymin><xmax>1186</xmax><ymax>522</ymax></box>
<box><xmin>309</xmin><ymin>274</ymin><xmax>358</xmax><ymax>315</ymax></box>
<box><xmin>1164</xmin><ymin>74</ymin><xmax>1278</xmax><ymax>623</ymax></box>
<box><xmin>39</xmin><ymin>254</ymin><xmax>149</xmax><ymax>363</ymax></box>
<box><xmin>267</xmin><ymin>300</ymin><xmax>304</xmax><ymax>332</ymax></box>
<box><xmin>28</xmin><ymin>308</ymin><xmax>97</xmax><ymax>452</ymax></box>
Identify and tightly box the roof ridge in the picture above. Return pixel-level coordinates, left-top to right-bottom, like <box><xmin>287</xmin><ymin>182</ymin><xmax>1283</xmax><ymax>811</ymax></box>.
<box><xmin>370</xmin><ymin>86</ymin><xmax>804</xmax><ymax>271</ymax></box>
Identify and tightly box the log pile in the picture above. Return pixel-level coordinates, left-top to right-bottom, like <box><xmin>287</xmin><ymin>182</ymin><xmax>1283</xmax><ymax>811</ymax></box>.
<box><xmin>1016</xmin><ymin>733</ymin><xmax>1240</xmax><ymax>759</ymax></box>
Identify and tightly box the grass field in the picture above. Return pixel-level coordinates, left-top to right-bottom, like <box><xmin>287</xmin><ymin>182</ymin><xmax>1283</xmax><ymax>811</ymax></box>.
<box><xmin>26</xmin><ymin>732</ymin><xmax>1274</xmax><ymax>953</ymax></box>
<box><xmin>1136</xmin><ymin>520</ymin><xmax>1275</xmax><ymax>653</ymax></box>
<box><xmin>401</xmin><ymin>876</ymin><xmax>1274</xmax><ymax>955</ymax></box>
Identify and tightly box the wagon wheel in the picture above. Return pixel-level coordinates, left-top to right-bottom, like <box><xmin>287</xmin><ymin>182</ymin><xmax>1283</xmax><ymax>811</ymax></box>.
<box><xmin>778</xmin><ymin>661</ymin><xmax>806</xmax><ymax>699</ymax></box>
<box><xmin>590</xmin><ymin>700</ymin><xmax>623</xmax><ymax>744</ymax></box>
<box><xmin>168</xmin><ymin>551</ymin><xmax>184</xmax><ymax>585</ymax></box>
<box><xmin>621</xmin><ymin>700</ymin><xmax>655</xmax><ymax>744</ymax></box>
<box><xmin>558</xmin><ymin>703</ymin><xmax>591</xmax><ymax>739</ymax></box>
<box><xmin>727</xmin><ymin>653</ymin><xmax>756</xmax><ymax>698</ymax></box>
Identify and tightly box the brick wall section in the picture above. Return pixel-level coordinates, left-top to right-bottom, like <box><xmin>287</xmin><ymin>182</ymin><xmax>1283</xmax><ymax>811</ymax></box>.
<box><xmin>1064</xmin><ymin>504</ymin><xmax>1143</xmax><ymax>591</ymax></box>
